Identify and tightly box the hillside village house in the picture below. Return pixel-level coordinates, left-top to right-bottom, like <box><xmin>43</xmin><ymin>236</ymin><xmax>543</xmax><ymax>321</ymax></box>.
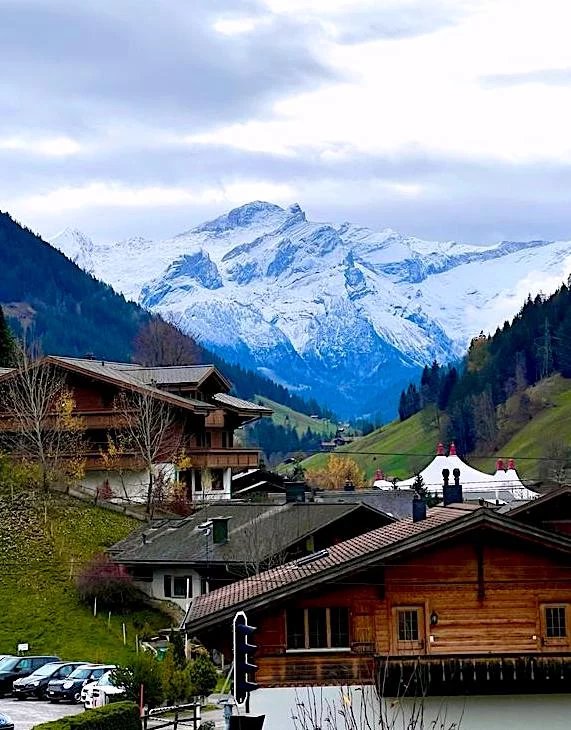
<box><xmin>108</xmin><ymin>501</ymin><xmax>395</xmax><ymax>616</ymax></box>
<box><xmin>0</xmin><ymin>356</ymin><xmax>271</xmax><ymax>502</ymax></box>
<box><xmin>185</xmin><ymin>480</ymin><xmax>571</xmax><ymax>699</ymax></box>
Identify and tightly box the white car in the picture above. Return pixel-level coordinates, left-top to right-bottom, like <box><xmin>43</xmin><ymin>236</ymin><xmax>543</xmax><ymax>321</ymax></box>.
<box><xmin>80</xmin><ymin>667</ymin><xmax>116</xmax><ymax>708</ymax></box>
<box><xmin>84</xmin><ymin>671</ymin><xmax>124</xmax><ymax>709</ymax></box>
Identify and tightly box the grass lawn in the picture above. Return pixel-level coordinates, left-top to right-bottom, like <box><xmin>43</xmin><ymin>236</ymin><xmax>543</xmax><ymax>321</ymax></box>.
<box><xmin>255</xmin><ymin>396</ymin><xmax>334</xmax><ymax>437</ymax></box>
<box><xmin>302</xmin><ymin>411</ymin><xmax>439</xmax><ymax>482</ymax></box>
<box><xmin>0</xmin><ymin>485</ymin><xmax>170</xmax><ymax>664</ymax></box>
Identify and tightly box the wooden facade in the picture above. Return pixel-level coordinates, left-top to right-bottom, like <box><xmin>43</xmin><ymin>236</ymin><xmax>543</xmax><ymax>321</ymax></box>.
<box><xmin>189</xmin><ymin>506</ymin><xmax>571</xmax><ymax>694</ymax></box>
<box><xmin>0</xmin><ymin>357</ymin><xmax>270</xmax><ymax>499</ymax></box>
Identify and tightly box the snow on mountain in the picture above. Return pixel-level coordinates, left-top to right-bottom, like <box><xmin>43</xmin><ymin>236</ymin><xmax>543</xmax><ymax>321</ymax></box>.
<box><xmin>49</xmin><ymin>203</ymin><xmax>571</xmax><ymax>418</ymax></box>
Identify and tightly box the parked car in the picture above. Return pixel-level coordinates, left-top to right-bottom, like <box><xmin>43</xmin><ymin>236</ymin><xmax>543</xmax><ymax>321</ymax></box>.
<box><xmin>0</xmin><ymin>713</ymin><xmax>14</xmax><ymax>730</ymax></box>
<box><xmin>47</xmin><ymin>664</ymin><xmax>114</xmax><ymax>704</ymax></box>
<box><xmin>0</xmin><ymin>656</ymin><xmax>60</xmax><ymax>697</ymax></box>
<box><xmin>80</xmin><ymin>667</ymin><xmax>117</xmax><ymax>707</ymax></box>
<box><xmin>12</xmin><ymin>661</ymin><xmax>88</xmax><ymax>700</ymax></box>
<box><xmin>87</xmin><ymin>671</ymin><xmax>125</xmax><ymax>709</ymax></box>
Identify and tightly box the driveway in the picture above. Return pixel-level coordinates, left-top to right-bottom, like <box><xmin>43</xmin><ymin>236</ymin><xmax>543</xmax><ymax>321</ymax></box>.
<box><xmin>0</xmin><ymin>697</ymin><xmax>83</xmax><ymax>729</ymax></box>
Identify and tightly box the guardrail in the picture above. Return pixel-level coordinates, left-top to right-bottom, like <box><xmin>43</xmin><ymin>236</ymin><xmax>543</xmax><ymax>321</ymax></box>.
<box><xmin>141</xmin><ymin>702</ymin><xmax>202</xmax><ymax>730</ymax></box>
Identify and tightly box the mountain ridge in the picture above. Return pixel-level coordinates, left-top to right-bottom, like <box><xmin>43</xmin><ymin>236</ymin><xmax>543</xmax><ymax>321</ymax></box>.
<box><xmin>50</xmin><ymin>202</ymin><xmax>571</xmax><ymax>418</ymax></box>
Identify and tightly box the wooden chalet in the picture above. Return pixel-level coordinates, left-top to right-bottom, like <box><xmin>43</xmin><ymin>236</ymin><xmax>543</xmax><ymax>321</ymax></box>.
<box><xmin>109</xmin><ymin>501</ymin><xmax>395</xmax><ymax>616</ymax></box>
<box><xmin>0</xmin><ymin>356</ymin><xmax>271</xmax><ymax>502</ymax></box>
<box><xmin>185</xmin><ymin>483</ymin><xmax>571</xmax><ymax>695</ymax></box>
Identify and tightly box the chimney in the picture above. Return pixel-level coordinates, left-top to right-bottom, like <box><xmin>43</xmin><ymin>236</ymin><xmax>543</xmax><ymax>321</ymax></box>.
<box><xmin>436</xmin><ymin>442</ymin><xmax>445</xmax><ymax>456</ymax></box>
<box><xmin>211</xmin><ymin>517</ymin><xmax>231</xmax><ymax>544</ymax></box>
<box><xmin>374</xmin><ymin>469</ymin><xmax>383</xmax><ymax>481</ymax></box>
<box><xmin>443</xmin><ymin>468</ymin><xmax>463</xmax><ymax>505</ymax></box>
<box><xmin>412</xmin><ymin>493</ymin><xmax>427</xmax><ymax>522</ymax></box>
<box><xmin>496</xmin><ymin>458</ymin><xmax>504</xmax><ymax>471</ymax></box>
<box><xmin>344</xmin><ymin>479</ymin><xmax>355</xmax><ymax>492</ymax></box>
<box><xmin>285</xmin><ymin>482</ymin><xmax>306</xmax><ymax>503</ymax></box>
<box><xmin>449</xmin><ymin>442</ymin><xmax>457</xmax><ymax>456</ymax></box>
<box><xmin>508</xmin><ymin>458</ymin><xmax>515</xmax><ymax>470</ymax></box>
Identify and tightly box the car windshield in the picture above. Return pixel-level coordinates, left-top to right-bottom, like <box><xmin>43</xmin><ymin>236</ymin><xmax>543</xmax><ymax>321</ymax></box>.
<box><xmin>68</xmin><ymin>666</ymin><xmax>95</xmax><ymax>680</ymax></box>
<box><xmin>98</xmin><ymin>672</ymin><xmax>115</xmax><ymax>686</ymax></box>
<box><xmin>30</xmin><ymin>663</ymin><xmax>62</xmax><ymax>677</ymax></box>
<box><xmin>0</xmin><ymin>657</ymin><xmax>18</xmax><ymax>671</ymax></box>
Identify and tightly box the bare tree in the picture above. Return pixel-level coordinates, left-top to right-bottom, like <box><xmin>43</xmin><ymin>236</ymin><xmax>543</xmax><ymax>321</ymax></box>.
<box><xmin>114</xmin><ymin>389</ymin><xmax>184</xmax><ymax>514</ymax></box>
<box><xmin>133</xmin><ymin>317</ymin><xmax>201</xmax><ymax>367</ymax></box>
<box><xmin>0</xmin><ymin>345</ymin><xmax>86</xmax><ymax>491</ymax></box>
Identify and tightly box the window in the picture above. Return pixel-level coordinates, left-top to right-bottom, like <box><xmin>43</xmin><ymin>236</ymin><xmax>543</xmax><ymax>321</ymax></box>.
<box><xmin>545</xmin><ymin>606</ymin><xmax>567</xmax><ymax>638</ymax></box>
<box><xmin>173</xmin><ymin>576</ymin><xmax>193</xmax><ymax>599</ymax></box>
<box><xmin>398</xmin><ymin>610</ymin><xmax>419</xmax><ymax>642</ymax></box>
<box><xmin>196</xmin><ymin>432</ymin><xmax>212</xmax><ymax>448</ymax></box>
<box><xmin>211</xmin><ymin>469</ymin><xmax>224</xmax><ymax>491</ymax></box>
<box><xmin>164</xmin><ymin>575</ymin><xmax>193</xmax><ymax>599</ymax></box>
<box><xmin>286</xmin><ymin>607</ymin><xmax>350</xmax><ymax>650</ymax></box>
<box><xmin>222</xmin><ymin>431</ymin><xmax>234</xmax><ymax>448</ymax></box>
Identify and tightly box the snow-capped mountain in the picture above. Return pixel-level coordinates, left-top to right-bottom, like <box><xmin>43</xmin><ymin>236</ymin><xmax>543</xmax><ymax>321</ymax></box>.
<box><xmin>50</xmin><ymin>202</ymin><xmax>571</xmax><ymax>418</ymax></box>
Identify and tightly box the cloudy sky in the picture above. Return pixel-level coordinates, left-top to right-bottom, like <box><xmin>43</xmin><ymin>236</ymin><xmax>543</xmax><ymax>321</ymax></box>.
<box><xmin>2</xmin><ymin>0</ymin><xmax>571</xmax><ymax>244</ymax></box>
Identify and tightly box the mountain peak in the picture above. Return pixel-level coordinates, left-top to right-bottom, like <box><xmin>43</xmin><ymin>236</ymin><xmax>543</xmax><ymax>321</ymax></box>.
<box><xmin>193</xmin><ymin>201</ymin><xmax>285</xmax><ymax>234</ymax></box>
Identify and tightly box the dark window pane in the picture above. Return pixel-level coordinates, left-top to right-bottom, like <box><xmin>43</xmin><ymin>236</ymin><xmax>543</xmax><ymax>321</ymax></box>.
<box><xmin>163</xmin><ymin>575</ymin><xmax>172</xmax><ymax>598</ymax></box>
<box><xmin>398</xmin><ymin>610</ymin><xmax>419</xmax><ymax>641</ymax></box>
<box><xmin>287</xmin><ymin>609</ymin><xmax>306</xmax><ymax>649</ymax></box>
<box><xmin>173</xmin><ymin>577</ymin><xmax>192</xmax><ymax>598</ymax></box>
<box><xmin>546</xmin><ymin>607</ymin><xmax>566</xmax><ymax>638</ymax></box>
<box><xmin>330</xmin><ymin>608</ymin><xmax>349</xmax><ymax>647</ymax></box>
<box><xmin>308</xmin><ymin>608</ymin><xmax>328</xmax><ymax>648</ymax></box>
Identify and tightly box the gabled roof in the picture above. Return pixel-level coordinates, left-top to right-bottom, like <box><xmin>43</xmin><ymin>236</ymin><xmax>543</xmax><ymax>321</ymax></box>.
<box><xmin>211</xmin><ymin>393</ymin><xmax>273</xmax><ymax>416</ymax></box>
<box><xmin>110</xmin><ymin>501</ymin><xmax>393</xmax><ymax>567</ymax></box>
<box><xmin>503</xmin><ymin>485</ymin><xmax>571</xmax><ymax>517</ymax></box>
<box><xmin>185</xmin><ymin>504</ymin><xmax>571</xmax><ymax>632</ymax></box>
<box><xmin>118</xmin><ymin>364</ymin><xmax>232</xmax><ymax>391</ymax></box>
<box><xmin>0</xmin><ymin>356</ymin><xmax>214</xmax><ymax>414</ymax></box>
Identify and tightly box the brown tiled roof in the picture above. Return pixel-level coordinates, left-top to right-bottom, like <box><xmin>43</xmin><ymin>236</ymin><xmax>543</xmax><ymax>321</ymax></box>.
<box><xmin>186</xmin><ymin>503</ymin><xmax>571</xmax><ymax>633</ymax></box>
<box><xmin>185</xmin><ymin>506</ymin><xmax>477</xmax><ymax>630</ymax></box>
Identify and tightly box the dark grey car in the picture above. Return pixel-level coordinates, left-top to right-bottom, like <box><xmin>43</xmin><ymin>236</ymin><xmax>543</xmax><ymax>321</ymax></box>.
<box><xmin>12</xmin><ymin>661</ymin><xmax>87</xmax><ymax>700</ymax></box>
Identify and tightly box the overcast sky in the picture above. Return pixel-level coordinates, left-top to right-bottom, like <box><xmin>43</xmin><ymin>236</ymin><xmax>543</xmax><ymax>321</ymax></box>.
<box><xmin>2</xmin><ymin>0</ymin><xmax>571</xmax><ymax>244</ymax></box>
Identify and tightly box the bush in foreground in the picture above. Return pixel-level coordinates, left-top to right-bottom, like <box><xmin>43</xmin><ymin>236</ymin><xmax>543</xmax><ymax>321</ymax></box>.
<box><xmin>33</xmin><ymin>701</ymin><xmax>140</xmax><ymax>729</ymax></box>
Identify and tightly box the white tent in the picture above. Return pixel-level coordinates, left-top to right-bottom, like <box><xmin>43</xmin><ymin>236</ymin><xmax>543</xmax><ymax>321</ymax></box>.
<box><xmin>396</xmin><ymin>444</ymin><xmax>538</xmax><ymax>499</ymax></box>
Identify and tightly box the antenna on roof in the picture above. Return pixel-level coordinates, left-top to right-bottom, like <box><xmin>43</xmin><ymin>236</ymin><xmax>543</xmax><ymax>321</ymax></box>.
<box><xmin>295</xmin><ymin>549</ymin><xmax>329</xmax><ymax>567</ymax></box>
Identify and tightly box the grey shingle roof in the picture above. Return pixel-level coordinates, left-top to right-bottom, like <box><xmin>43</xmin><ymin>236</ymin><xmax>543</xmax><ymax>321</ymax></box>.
<box><xmin>212</xmin><ymin>393</ymin><xmax>273</xmax><ymax>414</ymax></box>
<box><xmin>110</xmin><ymin>502</ymin><xmax>384</xmax><ymax>566</ymax></box>
<box><xmin>119</xmin><ymin>365</ymin><xmax>224</xmax><ymax>387</ymax></box>
<box><xmin>313</xmin><ymin>489</ymin><xmax>415</xmax><ymax>520</ymax></box>
<box><xmin>46</xmin><ymin>356</ymin><xmax>213</xmax><ymax>412</ymax></box>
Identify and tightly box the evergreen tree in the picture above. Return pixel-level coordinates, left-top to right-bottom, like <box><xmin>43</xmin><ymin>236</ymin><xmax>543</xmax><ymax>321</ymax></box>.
<box><xmin>0</xmin><ymin>306</ymin><xmax>15</xmax><ymax>366</ymax></box>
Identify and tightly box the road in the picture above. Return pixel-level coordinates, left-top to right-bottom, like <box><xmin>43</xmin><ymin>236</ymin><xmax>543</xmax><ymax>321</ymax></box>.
<box><xmin>0</xmin><ymin>696</ymin><xmax>83</xmax><ymax>729</ymax></box>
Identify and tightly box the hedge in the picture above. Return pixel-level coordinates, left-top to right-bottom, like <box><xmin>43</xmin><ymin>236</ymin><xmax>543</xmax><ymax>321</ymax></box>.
<box><xmin>33</xmin><ymin>701</ymin><xmax>141</xmax><ymax>730</ymax></box>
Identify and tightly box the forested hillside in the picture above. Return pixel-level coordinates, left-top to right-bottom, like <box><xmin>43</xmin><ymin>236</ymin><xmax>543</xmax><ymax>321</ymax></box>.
<box><xmin>398</xmin><ymin>282</ymin><xmax>571</xmax><ymax>457</ymax></box>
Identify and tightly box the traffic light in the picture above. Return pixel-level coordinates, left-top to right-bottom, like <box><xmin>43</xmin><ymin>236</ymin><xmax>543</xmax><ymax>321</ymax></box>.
<box><xmin>233</xmin><ymin>610</ymin><xmax>258</xmax><ymax>704</ymax></box>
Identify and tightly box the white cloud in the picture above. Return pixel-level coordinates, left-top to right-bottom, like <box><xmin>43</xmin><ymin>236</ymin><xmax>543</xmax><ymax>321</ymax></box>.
<box><xmin>0</xmin><ymin>136</ymin><xmax>81</xmax><ymax>157</ymax></box>
<box><xmin>188</xmin><ymin>0</ymin><xmax>571</xmax><ymax>164</ymax></box>
<box><xmin>213</xmin><ymin>16</ymin><xmax>269</xmax><ymax>36</ymax></box>
<box><xmin>8</xmin><ymin>180</ymin><xmax>296</xmax><ymax>215</ymax></box>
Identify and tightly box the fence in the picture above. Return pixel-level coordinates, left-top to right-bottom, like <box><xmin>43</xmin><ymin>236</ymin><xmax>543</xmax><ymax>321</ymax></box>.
<box><xmin>141</xmin><ymin>703</ymin><xmax>202</xmax><ymax>730</ymax></box>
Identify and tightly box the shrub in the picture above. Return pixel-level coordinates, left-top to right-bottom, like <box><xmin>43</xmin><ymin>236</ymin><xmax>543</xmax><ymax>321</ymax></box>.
<box><xmin>33</xmin><ymin>701</ymin><xmax>140</xmax><ymax>729</ymax></box>
<box><xmin>112</xmin><ymin>653</ymin><xmax>164</xmax><ymax>709</ymax></box>
<box><xmin>75</xmin><ymin>553</ymin><xmax>140</xmax><ymax>610</ymax></box>
<box><xmin>189</xmin><ymin>653</ymin><xmax>218</xmax><ymax>698</ymax></box>
<box><xmin>161</xmin><ymin>651</ymin><xmax>193</xmax><ymax>705</ymax></box>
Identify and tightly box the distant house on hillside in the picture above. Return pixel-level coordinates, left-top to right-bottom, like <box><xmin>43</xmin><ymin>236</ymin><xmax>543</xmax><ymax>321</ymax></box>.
<box><xmin>109</xmin><ymin>501</ymin><xmax>395</xmax><ymax>615</ymax></box>
<box><xmin>0</xmin><ymin>356</ymin><xmax>271</xmax><ymax>502</ymax></box>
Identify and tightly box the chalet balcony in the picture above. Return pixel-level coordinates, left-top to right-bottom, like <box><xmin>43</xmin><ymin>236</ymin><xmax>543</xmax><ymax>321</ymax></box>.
<box><xmin>185</xmin><ymin>447</ymin><xmax>261</xmax><ymax>469</ymax></box>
